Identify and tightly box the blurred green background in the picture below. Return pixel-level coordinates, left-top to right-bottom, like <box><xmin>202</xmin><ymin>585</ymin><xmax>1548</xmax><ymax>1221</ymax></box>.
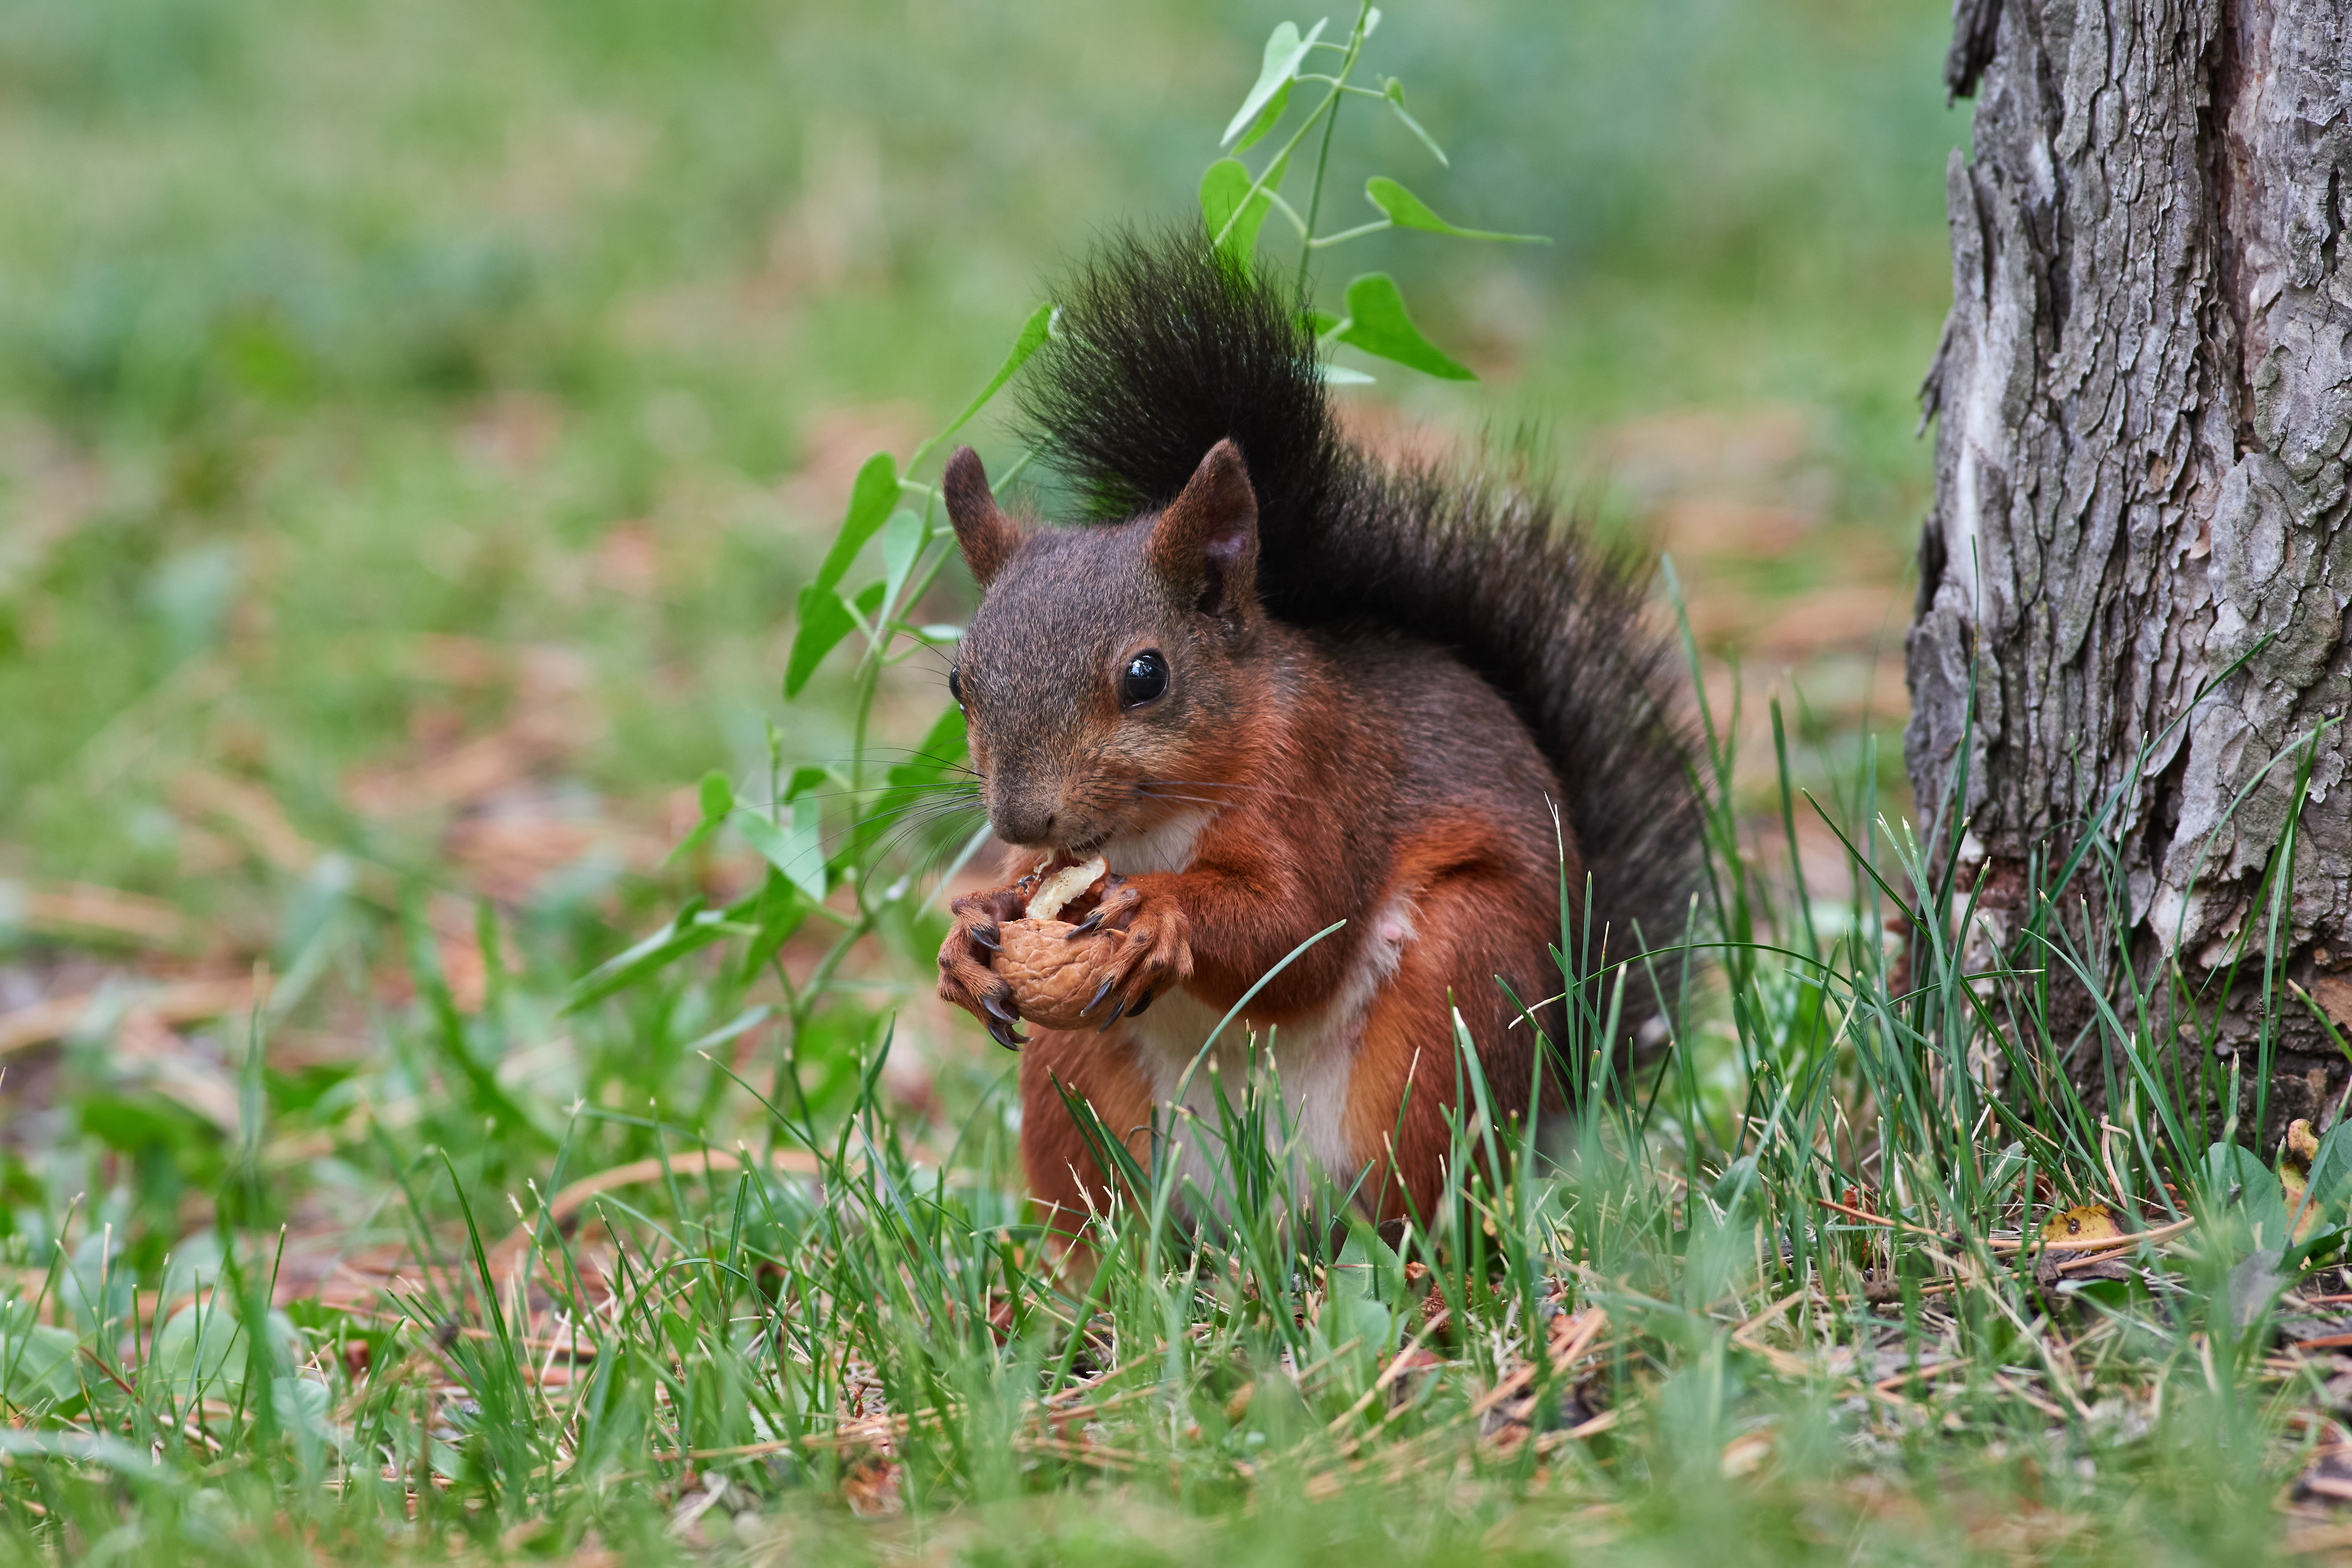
<box><xmin>0</xmin><ymin>0</ymin><xmax>1955</xmax><ymax>999</ymax></box>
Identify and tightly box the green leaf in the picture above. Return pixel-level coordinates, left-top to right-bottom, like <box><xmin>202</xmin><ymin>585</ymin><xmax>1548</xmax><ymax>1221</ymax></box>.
<box><xmin>151</xmin><ymin>1303</ymin><xmax>298</xmax><ymax>1403</ymax></box>
<box><xmin>0</xmin><ymin>1430</ymin><xmax>166</xmax><ymax>1481</ymax></box>
<box><xmin>1320</xmin><ymin>363</ymin><xmax>1376</xmax><ymax>385</ymax></box>
<box><xmin>1364</xmin><ymin>178</ymin><xmax>1545</xmax><ymax>243</ymax></box>
<box><xmin>880</xmin><ymin>508</ymin><xmax>924</xmax><ymax>619</ymax></box>
<box><xmin>736</xmin><ymin>797</ymin><xmax>827</xmax><ymax>904</ymax></box>
<box><xmin>697</xmin><ymin>770</ymin><xmax>734</xmax><ymax>821</ymax></box>
<box><xmin>0</xmin><ymin>1304</ymin><xmax>80</xmax><ymax>1405</ymax></box>
<box><xmin>734</xmin><ymin>874</ymin><xmax>811</xmax><ymax>986</ymax></box>
<box><xmin>1380</xmin><ymin>80</ymin><xmax>1447</xmax><ymax>166</ymax></box>
<box><xmin>2307</xmin><ymin>1120</ymin><xmax>2352</xmax><ymax>1209</ymax></box>
<box><xmin>1322</xmin><ymin>1262</ymin><xmax>1397</xmax><ymax>1361</ymax></box>
<box><xmin>1201</xmin><ymin>156</ymin><xmax>1287</xmax><ymax>273</ymax></box>
<box><xmin>1221</xmin><ymin>19</ymin><xmax>1326</xmax><ymax>147</ymax></box>
<box><xmin>2207</xmin><ymin>1140</ymin><xmax>2291</xmax><ymax>1250</ymax></box>
<box><xmin>888</xmin><ymin>704</ymin><xmax>969</xmax><ymax>791</ymax></box>
<box><xmin>153</xmin><ymin>1302</ymin><xmax>249</xmax><ymax>1399</ymax></box>
<box><xmin>667</xmin><ymin>769</ymin><xmax>736</xmax><ymax>864</ymax></box>
<box><xmin>2288</xmin><ymin>1120</ymin><xmax>2352</xmax><ymax>1267</ymax></box>
<box><xmin>1232</xmin><ymin>78</ymin><xmax>1292</xmax><ymax>154</ymax></box>
<box><xmin>852</xmin><ymin>704</ymin><xmax>973</xmax><ymax>865</ymax></box>
<box><xmin>912</xmin><ymin>302</ymin><xmax>1055</xmax><ymax>466</ymax></box>
<box><xmin>1331</xmin><ymin>1220</ymin><xmax>1404</xmax><ymax>1305</ymax></box>
<box><xmin>784</xmin><ymin>581</ymin><xmax>855</xmax><ymax>697</ymax></box>
<box><xmin>272</xmin><ymin>1377</ymin><xmax>341</xmax><ymax>1450</ymax></box>
<box><xmin>1336</xmin><ymin>274</ymin><xmax>1476</xmax><ymax>381</ymax></box>
<box><xmin>809</xmin><ymin>453</ymin><xmax>899</xmax><ymax>600</ymax></box>
<box><xmin>787</xmin><ymin>578</ymin><xmax>886</xmax><ymax>704</ymax></box>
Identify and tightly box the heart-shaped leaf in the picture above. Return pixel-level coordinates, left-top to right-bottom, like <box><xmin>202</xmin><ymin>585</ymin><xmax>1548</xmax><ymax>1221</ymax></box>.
<box><xmin>880</xmin><ymin>508</ymin><xmax>925</xmax><ymax>619</ymax></box>
<box><xmin>1365</xmin><ymin>178</ymin><xmax>1546</xmax><ymax>244</ymax></box>
<box><xmin>1231</xmin><ymin>78</ymin><xmax>1292</xmax><ymax>154</ymax></box>
<box><xmin>911</xmin><ymin>302</ymin><xmax>1055</xmax><ymax>467</ymax></box>
<box><xmin>809</xmin><ymin>452</ymin><xmax>900</xmax><ymax>600</ymax></box>
<box><xmin>735</xmin><ymin>796</ymin><xmax>829</xmax><ymax>904</ymax></box>
<box><xmin>1221</xmin><ymin>19</ymin><xmax>1326</xmax><ymax>147</ymax></box>
<box><xmin>1335</xmin><ymin>273</ymin><xmax>1475</xmax><ymax>381</ymax></box>
<box><xmin>667</xmin><ymin>769</ymin><xmax>739</xmax><ymax>864</ymax></box>
<box><xmin>784</xmin><ymin>582</ymin><xmax>855</xmax><ymax>697</ymax></box>
<box><xmin>1381</xmin><ymin>79</ymin><xmax>1447</xmax><ymax>166</ymax></box>
<box><xmin>1201</xmin><ymin>156</ymin><xmax>1288</xmax><ymax>273</ymax></box>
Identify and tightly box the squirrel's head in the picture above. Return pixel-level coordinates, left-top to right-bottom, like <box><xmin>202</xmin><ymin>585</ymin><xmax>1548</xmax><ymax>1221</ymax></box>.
<box><xmin>943</xmin><ymin>439</ymin><xmax>1263</xmax><ymax>857</ymax></box>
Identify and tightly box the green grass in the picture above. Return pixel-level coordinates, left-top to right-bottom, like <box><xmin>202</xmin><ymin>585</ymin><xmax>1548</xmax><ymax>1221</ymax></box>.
<box><xmin>0</xmin><ymin>674</ymin><xmax>2340</xmax><ymax>1564</ymax></box>
<box><xmin>15</xmin><ymin>1</ymin><xmax>2339</xmax><ymax>1562</ymax></box>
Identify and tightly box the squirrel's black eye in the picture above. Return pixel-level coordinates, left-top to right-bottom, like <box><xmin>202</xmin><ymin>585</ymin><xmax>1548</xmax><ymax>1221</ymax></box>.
<box><xmin>947</xmin><ymin>666</ymin><xmax>963</xmax><ymax>708</ymax></box>
<box><xmin>1119</xmin><ymin>650</ymin><xmax>1169</xmax><ymax>709</ymax></box>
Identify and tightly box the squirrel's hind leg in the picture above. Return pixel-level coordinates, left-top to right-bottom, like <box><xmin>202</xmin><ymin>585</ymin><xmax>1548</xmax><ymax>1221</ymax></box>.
<box><xmin>1339</xmin><ymin>869</ymin><xmax>1556</xmax><ymax>1228</ymax></box>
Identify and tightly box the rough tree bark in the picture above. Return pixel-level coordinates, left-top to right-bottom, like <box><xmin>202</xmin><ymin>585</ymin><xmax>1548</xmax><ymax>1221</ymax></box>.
<box><xmin>1907</xmin><ymin>0</ymin><xmax>2352</xmax><ymax>1140</ymax></box>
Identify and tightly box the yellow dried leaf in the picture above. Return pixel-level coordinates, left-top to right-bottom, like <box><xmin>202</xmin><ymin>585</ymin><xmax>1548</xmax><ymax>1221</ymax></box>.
<box><xmin>2042</xmin><ymin>1203</ymin><xmax>2123</xmax><ymax>1243</ymax></box>
<box><xmin>2284</xmin><ymin>1165</ymin><xmax>2328</xmax><ymax>1240</ymax></box>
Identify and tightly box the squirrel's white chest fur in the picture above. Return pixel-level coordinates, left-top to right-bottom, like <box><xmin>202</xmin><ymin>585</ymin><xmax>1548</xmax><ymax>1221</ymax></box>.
<box><xmin>1105</xmin><ymin>806</ymin><xmax>1419</xmax><ymax>1214</ymax></box>
<box><xmin>1102</xmin><ymin>810</ymin><xmax>1212</xmax><ymax>878</ymax></box>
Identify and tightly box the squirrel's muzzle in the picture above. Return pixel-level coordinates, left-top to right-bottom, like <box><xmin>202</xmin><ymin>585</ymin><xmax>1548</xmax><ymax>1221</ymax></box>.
<box><xmin>985</xmin><ymin>777</ymin><xmax>1063</xmax><ymax>851</ymax></box>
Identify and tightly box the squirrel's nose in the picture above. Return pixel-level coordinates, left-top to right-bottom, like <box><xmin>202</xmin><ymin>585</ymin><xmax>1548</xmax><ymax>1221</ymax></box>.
<box><xmin>993</xmin><ymin>802</ymin><xmax>1057</xmax><ymax>849</ymax></box>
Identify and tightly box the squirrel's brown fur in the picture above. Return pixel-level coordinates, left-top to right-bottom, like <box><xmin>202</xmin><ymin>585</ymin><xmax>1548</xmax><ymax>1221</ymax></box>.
<box><xmin>934</xmin><ymin>232</ymin><xmax>1698</xmax><ymax>1241</ymax></box>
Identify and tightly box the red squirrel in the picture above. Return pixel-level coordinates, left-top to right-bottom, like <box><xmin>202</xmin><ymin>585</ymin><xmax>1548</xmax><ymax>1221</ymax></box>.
<box><xmin>933</xmin><ymin>233</ymin><xmax>1697</xmax><ymax>1238</ymax></box>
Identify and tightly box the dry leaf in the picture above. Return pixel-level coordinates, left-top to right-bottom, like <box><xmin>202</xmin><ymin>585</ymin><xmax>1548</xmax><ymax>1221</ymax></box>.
<box><xmin>2041</xmin><ymin>1203</ymin><xmax>2123</xmax><ymax>1245</ymax></box>
<box><xmin>2310</xmin><ymin>975</ymin><xmax>2352</xmax><ymax>1032</ymax></box>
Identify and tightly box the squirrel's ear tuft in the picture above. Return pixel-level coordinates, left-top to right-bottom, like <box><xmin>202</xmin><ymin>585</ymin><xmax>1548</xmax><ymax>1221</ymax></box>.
<box><xmin>944</xmin><ymin>446</ymin><xmax>1019</xmax><ymax>589</ymax></box>
<box><xmin>1149</xmin><ymin>439</ymin><xmax>1259</xmax><ymax>621</ymax></box>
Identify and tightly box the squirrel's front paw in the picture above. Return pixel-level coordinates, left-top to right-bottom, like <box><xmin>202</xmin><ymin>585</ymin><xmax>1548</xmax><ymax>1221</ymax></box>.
<box><xmin>938</xmin><ymin>885</ymin><xmax>1030</xmax><ymax>1049</ymax></box>
<box><xmin>1060</xmin><ymin>876</ymin><xmax>1193</xmax><ymax>1026</ymax></box>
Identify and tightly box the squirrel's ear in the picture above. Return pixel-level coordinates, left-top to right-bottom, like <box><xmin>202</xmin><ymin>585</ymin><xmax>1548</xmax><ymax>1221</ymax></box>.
<box><xmin>1149</xmin><ymin>439</ymin><xmax>1259</xmax><ymax>621</ymax></box>
<box><xmin>943</xmin><ymin>446</ymin><xmax>1018</xmax><ymax>589</ymax></box>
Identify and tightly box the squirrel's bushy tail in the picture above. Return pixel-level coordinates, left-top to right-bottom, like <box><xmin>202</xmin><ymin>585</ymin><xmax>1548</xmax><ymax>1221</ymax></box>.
<box><xmin>1018</xmin><ymin>229</ymin><xmax>1702</xmax><ymax>1018</ymax></box>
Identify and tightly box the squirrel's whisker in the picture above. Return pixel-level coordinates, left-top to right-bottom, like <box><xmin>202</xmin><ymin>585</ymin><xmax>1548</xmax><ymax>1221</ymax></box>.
<box><xmin>856</xmin><ymin>808</ymin><xmax>988</xmax><ymax>886</ymax></box>
<box><xmin>1134</xmin><ymin>778</ymin><xmax>1311</xmax><ymax>802</ymax></box>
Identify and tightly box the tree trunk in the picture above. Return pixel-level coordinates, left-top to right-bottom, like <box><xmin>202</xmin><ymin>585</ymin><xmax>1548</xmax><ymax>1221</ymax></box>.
<box><xmin>1907</xmin><ymin>0</ymin><xmax>2352</xmax><ymax>1142</ymax></box>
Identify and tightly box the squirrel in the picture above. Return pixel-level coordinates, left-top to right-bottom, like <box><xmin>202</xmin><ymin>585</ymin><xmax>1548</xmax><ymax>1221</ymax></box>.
<box><xmin>933</xmin><ymin>231</ymin><xmax>1698</xmax><ymax>1239</ymax></box>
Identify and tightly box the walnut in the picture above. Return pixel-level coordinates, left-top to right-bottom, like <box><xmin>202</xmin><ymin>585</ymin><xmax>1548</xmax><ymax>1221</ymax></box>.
<box><xmin>989</xmin><ymin>855</ymin><xmax>1114</xmax><ymax>1029</ymax></box>
<box><xmin>993</xmin><ymin>918</ymin><xmax>1124</xmax><ymax>1030</ymax></box>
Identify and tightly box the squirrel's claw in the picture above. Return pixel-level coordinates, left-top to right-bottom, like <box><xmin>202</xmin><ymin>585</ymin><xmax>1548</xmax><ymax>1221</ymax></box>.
<box><xmin>1061</xmin><ymin>878</ymin><xmax>1192</xmax><ymax>1028</ymax></box>
<box><xmin>938</xmin><ymin>880</ymin><xmax>1031</xmax><ymax>1044</ymax></box>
